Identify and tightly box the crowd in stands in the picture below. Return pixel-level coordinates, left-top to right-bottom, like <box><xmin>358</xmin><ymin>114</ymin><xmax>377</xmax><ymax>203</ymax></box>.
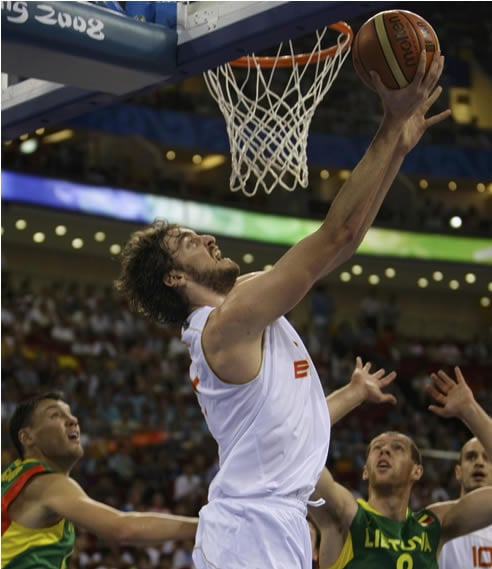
<box><xmin>2</xmin><ymin>272</ymin><xmax>491</xmax><ymax>569</ymax></box>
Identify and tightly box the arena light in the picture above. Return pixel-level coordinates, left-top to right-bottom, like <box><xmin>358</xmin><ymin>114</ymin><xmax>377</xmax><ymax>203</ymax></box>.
<box><xmin>449</xmin><ymin>280</ymin><xmax>460</xmax><ymax>290</ymax></box>
<box><xmin>110</xmin><ymin>244</ymin><xmax>121</xmax><ymax>255</ymax></box>
<box><xmin>55</xmin><ymin>225</ymin><xmax>67</xmax><ymax>236</ymax></box>
<box><xmin>352</xmin><ymin>264</ymin><xmax>363</xmax><ymax>275</ymax></box>
<box><xmin>480</xmin><ymin>297</ymin><xmax>491</xmax><ymax>307</ymax></box>
<box><xmin>166</xmin><ymin>150</ymin><xmax>176</xmax><ymax>160</ymax></box>
<box><xmin>94</xmin><ymin>231</ymin><xmax>106</xmax><ymax>242</ymax></box>
<box><xmin>43</xmin><ymin>129</ymin><xmax>74</xmax><ymax>144</ymax></box>
<box><xmin>15</xmin><ymin>219</ymin><xmax>27</xmax><ymax>230</ymax></box>
<box><xmin>200</xmin><ymin>155</ymin><xmax>226</xmax><ymax>170</ymax></box>
<box><xmin>71</xmin><ymin>238</ymin><xmax>84</xmax><ymax>249</ymax></box>
<box><xmin>320</xmin><ymin>169</ymin><xmax>330</xmax><ymax>180</ymax></box>
<box><xmin>417</xmin><ymin>277</ymin><xmax>428</xmax><ymax>288</ymax></box>
<box><xmin>368</xmin><ymin>274</ymin><xmax>380</xmax><ymax>285</ymax></box>
<box><xmin>385</xmin><ymin>267</ymin><xmax>396</xmax><ymax>278</ymax></box>
<box><xmin>33</xmin><ymin>232</ymin><xmax>45</xmax><ymax>243</ymax></box>
<box><xmin>340</xmin><ymin>272</ymin><xmax>351</xmax><ymax>282</ymax></box>
<box><xmin>449</xmin><ymin>216</ymin><xmax>462</xmax><ymax>229</ymax></box>
<box><xmin>19</xmin><ymin>138</ymin><xmax>38</xmax><ymax>154</ymax></box>
<box><xmin>432</xmin><ymin>271</ymin><xmax>443</xmax><ymax>282</ymax></box>
<box><xmin>242</xmin><ymin>253</ymin><xmax>254</xmax><ymax>264</ymax></box>
<box><xmin>464</xmin><ymin>273</ymin><xmax>476</xmax><ymax>284</ymax></box>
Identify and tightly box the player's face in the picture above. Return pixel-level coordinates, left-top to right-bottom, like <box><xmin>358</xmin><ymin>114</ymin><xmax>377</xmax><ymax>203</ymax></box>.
<box><xmin>456</xmin><ymin>438</ymin><xmax>492</xmax><ymax>493</ymax></box>
<box><xmin>165</xmin><ymin>227</ymin><xmax>240</xmax><ymax>294</ymax></box>
<box><xmin>364</xmin><ymin>433</ymin><xmax>422</xmax><ymax>491</ymax></box>
<box><xmin>20</xmin><ymin>399</ymin><xmax>83</xmax><ymax>469</ymax></box>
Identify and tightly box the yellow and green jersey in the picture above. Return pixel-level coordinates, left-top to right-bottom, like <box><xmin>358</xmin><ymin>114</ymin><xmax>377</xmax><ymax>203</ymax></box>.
<box><xmin>2</xmin><ymin>459</ymin><xmax>75</xmax><ymax>569</ymax></box>
<box><xmin>326</xmin><ymin>499</ymin><xmax>441</xmax><ymax>569</ymax></box>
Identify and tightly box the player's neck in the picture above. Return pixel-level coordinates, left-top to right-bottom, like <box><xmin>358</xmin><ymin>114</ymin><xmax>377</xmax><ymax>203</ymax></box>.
<box><xmin>367</xmin><ymin>492</ymin><xmax>410</xmax><ymax>521</ymax></box>
<box><xmin>25</xmin><ymin>450</ymin><xmax>74</xmax><ymax>476</ymax></box>
<box><xmin>188</xmin><ymin>283</ymin><xmax>226</xmax><ymax>311</ymax></box>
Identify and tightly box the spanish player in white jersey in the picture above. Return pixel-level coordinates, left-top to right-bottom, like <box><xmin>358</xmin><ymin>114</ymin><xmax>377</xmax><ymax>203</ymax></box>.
<box><xmin>115</xmin><ymin>51</ymin><xmax>450</xmax><ymax>569</ymax></box>
<box><xmin>439</xmin><ymin>436</ymin><xmax>492</xmax><ymax>569</ymax></box>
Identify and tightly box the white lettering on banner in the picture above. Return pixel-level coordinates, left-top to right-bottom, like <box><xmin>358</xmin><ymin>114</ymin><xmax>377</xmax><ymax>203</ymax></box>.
<box><xmin>1</xmin><ymin>1</ymin><xmax>105</xmax><ymax>40</ymax></box>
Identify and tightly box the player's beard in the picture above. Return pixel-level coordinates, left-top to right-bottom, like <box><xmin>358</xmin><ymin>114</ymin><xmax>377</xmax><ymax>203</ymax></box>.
<box><xmin>181</xmin><ymin>260</ymin><xmax>240</xmax><ymax>295</ymax></box>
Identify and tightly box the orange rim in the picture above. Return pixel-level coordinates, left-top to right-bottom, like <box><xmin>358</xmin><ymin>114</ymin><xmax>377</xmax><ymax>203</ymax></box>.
<box><xmin>230</xmin><ymin>21</ymin><xmax>353</xmax><ymax>68</ymax></box>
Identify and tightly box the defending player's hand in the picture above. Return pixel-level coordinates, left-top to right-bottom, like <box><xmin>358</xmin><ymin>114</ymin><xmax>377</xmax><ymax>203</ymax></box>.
<box><xmin>426</xmin><ymin>366</ymin><xmax>475</xmax><ymax>419</ymax></box>
<box><xmin>349</xmin><ymin>356</ymin><xmax>397</xmax><ymax>406</ymax></box>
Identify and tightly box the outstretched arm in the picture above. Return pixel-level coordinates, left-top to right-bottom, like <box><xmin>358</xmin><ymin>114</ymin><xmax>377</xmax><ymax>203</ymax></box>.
<box><xmin>36</xmin><ymin>474</ymin><xmax>197</xmax><ymax>544</ymax></box>
<box><xmin>204</xmin><ymin>51</ymin><xmax>451</xmax><ymax>369</ymax></box>
<box><xmin>327</xmin><ymin>357</ymin><xmax>397</xmax><ymax>424</ymax></box>
<box><xmin>430</xmin><ymin>487</ymin><xmax>492</xmax><ymax>544</ymax></box>
<box><xmin>427</xmin><ymin>366</ymin><xmax>492</xmax><ymax>459</ymax></box>
<box><xmin>426</xmin><ymin>366</ymin><xmax>492</xmax><ymax>543</ymax></box>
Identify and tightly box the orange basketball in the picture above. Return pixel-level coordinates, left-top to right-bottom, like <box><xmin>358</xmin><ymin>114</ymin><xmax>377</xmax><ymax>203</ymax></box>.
<box><xmin>352</xmin><ymin>10</ymin><xmax>440</xmax><ymax>90</ymax></box>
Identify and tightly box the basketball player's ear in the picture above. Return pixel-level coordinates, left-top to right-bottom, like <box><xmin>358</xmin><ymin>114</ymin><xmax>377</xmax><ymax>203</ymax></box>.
<box><xmin>362</xmin><ymin>464</ymin><xmax>369</xmax><ymax>481</ymax></box>
<box><xmin>18</xmin><ymin>427</ymin><xmax>33</xmax><ymax>449</ymax></box>
<box><xmin>411</xmin><ymin>463</ymin><xmax>424</xmax><ymax>482</ymax></box>
<box><xmin>163</xmin><ymin>270</ymin><xmax>185</xmax><ymax>288</ymax></box>
<box><xmin>455</xmin><ymin>463</ymin><xmax>463</xmax><ymax>483</ymax></box>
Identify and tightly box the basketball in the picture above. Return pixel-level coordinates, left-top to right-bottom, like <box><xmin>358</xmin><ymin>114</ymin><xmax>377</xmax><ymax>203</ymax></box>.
<box><xmin>352</xmin><ymin>10</ymin><xmax>440</xmax><ymax>90</ymax></box>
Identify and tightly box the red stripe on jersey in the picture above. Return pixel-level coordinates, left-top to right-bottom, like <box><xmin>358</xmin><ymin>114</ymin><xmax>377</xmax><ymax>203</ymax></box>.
<box><xmin>2</xmin><ymin>465</ymin><xmax>45</xmax><ymax>535</ymax></box>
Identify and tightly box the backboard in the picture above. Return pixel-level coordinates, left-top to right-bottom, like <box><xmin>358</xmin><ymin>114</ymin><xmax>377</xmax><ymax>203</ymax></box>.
<box><xmin>2</xmin><ymin>1</ymin><xmax>391</xmax><ymax>139</ymax></box>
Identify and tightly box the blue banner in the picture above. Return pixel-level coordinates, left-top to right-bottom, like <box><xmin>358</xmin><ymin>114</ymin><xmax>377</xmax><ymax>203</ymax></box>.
<box><xmin>71</xmin><ymin>105</ymin><xmax>492</xmax><ymax>178</ymax></box>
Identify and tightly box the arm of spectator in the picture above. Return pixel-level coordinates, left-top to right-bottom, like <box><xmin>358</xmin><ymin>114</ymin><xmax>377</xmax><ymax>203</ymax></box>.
<box><xmin>326</xmin><ymin>357</ymin><xmax>397</xmax><ymax>424</ymax></box>
<box><xmin>35</xmin><ymin>474</ymin><xmax>198</xmax><ymax>544</ymax></box>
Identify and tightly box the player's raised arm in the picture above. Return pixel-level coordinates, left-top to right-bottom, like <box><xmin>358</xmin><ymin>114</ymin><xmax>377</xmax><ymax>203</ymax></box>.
<box><xmin>427</xmin><ymin>366</ymin><xmax>492</xmax><ymax>459</ymax></box>
<box><xmin>207</xmin><ymin>51</ymin><xmax>450</xmax><ymax>347</ymax></box>
<box><xmin>326</xmin><ymin>357</ymin><xmax>397</xmax><ymax>424</ymax></box>
<box><xmin>425</xmin><ymin>366</ymin><xmax>492</xmax><ymax>544</ymax></box>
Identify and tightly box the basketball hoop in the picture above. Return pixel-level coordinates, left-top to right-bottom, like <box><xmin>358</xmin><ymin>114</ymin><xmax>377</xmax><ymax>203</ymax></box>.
<box><xmin>203</xmin><ymin>22</ymin><xmax>353</xmax><ymax>197</ymax></box>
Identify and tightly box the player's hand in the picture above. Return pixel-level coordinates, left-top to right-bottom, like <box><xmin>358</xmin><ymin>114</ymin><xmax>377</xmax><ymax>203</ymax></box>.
<box><xmin>349</xmin><ymin>356</ymin><xmax>397</xmax><ymax>405</ymax></box>
<box><xmin>427</xmin><ymin>366</ymin><xmax>475</xmax><ymax>419</ymax></box>
<box><xmin>372</xmin><ymin>50</ymin><xmax>451</xmax><ymax>153</ymax></box>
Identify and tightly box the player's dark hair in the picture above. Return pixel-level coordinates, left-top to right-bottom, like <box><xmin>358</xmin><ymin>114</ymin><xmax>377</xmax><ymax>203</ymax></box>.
<box><xmin>114</xmin><ymin>219</ymin><xmax>191</xmax><ymax>325</ymax></box>
<box><xmin>9</xmin><ymin>391</ymin><xmax>64</xmax><ymax>459</ymax></box>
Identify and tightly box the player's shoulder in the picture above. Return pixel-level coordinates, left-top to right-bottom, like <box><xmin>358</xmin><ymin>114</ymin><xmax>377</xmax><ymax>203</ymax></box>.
<box><xmin>423</xmin><ymin>499</ymin><xmax>457</xmax><ymax>524</ymax></box>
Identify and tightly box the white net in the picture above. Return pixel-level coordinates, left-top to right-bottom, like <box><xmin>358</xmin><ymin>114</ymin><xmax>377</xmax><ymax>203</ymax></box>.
<box><xmin>204</xmin><ymin>23</ymin><xmax>352</xmax><ymax>196</ymax></box>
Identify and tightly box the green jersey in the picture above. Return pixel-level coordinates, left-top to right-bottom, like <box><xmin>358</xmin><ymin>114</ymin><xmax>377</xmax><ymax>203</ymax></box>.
<box><xmin>2</xmin><ymin>459</ymin><xmax>75</xmax><ymax>569</ymax></box>
<box><xmin>326</xmin><ymin>499</ymin><xmax>441</xmax><ymax>569</ymax></box>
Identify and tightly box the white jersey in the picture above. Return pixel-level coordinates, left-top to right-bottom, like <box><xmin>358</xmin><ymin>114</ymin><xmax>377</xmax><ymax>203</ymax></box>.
<box><xmin>181</xmin><ymin>306</ymin><xmax>331</xmax><ymax>503</ymax></box>
<box><xmin>439</xmin><ymin>525</ymin><xmax>492</xmax><ymax>569</ymax></box>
